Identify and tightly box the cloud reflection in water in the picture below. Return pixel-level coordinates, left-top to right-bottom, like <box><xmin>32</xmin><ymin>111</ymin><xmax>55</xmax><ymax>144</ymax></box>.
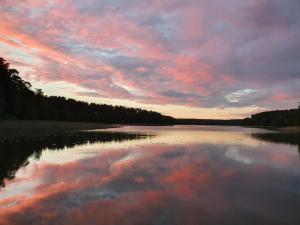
<box><xmin>0</xmin><ymin>126</ymin><xmax>299</xmax><ymax>225</ymax></box>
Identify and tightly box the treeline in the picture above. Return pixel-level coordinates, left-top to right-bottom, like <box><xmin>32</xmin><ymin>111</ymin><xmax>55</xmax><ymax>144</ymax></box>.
<box><xmin>176</xmin><ymin>108</ymin><xmax>300</xmax><ymax>127</ymax></box>
<box><xmin>0</xmin><ymin>57</ymin><xmax>174</xmax><ymax>124</ymax></box>
<box><xmin>176</xmin><ymin>118</ymin><xmax>242</xmax><ymax>126</ymax></box>
<box><xmin>243</xmin><ymin>108</ymin><xmax>300</xmax><ymax>127</ymax></box>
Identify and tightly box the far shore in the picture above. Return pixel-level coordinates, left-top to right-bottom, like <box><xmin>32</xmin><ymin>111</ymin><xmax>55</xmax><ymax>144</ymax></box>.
<box><xmin>277</xmin><ymin>126</ymin><xmax>300</xmax><ymax>133</ymax></box>
<box><xmin>0</xmin><ymin>120</ymin><xmax>120</xmax><ymax>138</ymax></box>
<box><xmin>1</xmin><ymin>120</ymin><xmax>299</xmax><ymax>138</ymax></box>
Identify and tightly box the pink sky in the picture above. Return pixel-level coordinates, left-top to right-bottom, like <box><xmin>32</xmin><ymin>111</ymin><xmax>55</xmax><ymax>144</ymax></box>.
<box><xmin>0</xmin><ymin>0</ymin><xmax>299</xmax><ymax>119</ymax></box>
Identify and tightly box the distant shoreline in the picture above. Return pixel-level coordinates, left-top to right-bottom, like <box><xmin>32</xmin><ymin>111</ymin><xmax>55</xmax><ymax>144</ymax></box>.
<box><xmin>0</xmin><ymin>120</ymin><xmax>119</xmax><ymax>138</ymax></box>
<box><xmin>1</xmin><ymin>120</ymin><xmax>299</xmax><ymax>139</ymax></box>
<box><xmin>276</xmin><ymin>126</ymin><xmax>300</xmax><ymax>133</ymax></box>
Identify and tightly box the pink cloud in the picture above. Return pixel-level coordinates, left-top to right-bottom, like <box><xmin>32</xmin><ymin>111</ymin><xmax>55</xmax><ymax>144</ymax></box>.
<box><xmin>0</xmin><ymin>0</ymin><xmax>299</xmax><ymax>115</ymax></box>
<box><xmin>271</xmin><ymin>93</ymin><xmax>293</xmax><ymax>101</ymax></box>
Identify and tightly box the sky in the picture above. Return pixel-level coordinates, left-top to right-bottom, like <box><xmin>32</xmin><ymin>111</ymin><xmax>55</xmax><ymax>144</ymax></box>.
<box><xmin>0</xmin><ymin>0</ymin><xmax>299</xmax><ymax>119</ymax></box>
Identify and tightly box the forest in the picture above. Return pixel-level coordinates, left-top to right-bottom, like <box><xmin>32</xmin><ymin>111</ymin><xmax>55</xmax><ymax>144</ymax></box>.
<box><xmin>0</xmin><ymin>57</ymin><xmax>174</xmax><ymax>124</ymax></box>
<box><xmin>243</xmin><ymin>108</ymin><xmax>300</xmax><ymax>127</ymax></box>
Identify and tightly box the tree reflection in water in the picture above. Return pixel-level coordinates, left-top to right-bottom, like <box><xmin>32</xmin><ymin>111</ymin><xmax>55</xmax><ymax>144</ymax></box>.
<box><xmin>251</xmin><ymin>132</ymin><xmax>300</xmax><ymax>154</ymax></box>
<box><xmin>0</xmin><ymin>131</ymin><xmax>148</xmax><ymax>188</ymax></box>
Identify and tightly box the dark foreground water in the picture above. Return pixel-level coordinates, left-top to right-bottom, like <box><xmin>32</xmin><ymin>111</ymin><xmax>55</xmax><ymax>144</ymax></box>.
<box><xmin>0</xmin><ymin>126</ymin><xmax>299</xmax><ymax>225</ymax></box>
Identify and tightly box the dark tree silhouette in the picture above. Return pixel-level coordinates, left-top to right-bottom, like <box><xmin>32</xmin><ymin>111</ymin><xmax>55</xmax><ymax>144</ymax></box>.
<box><xmin>0</xmin><ymin>57</ymin><xmax>174</xmax><ymax>124</ymax></box>
<box><xmin>243</xmin><ymin>108</ymin><xmax>300</xmax><ymax>127</ymax></box>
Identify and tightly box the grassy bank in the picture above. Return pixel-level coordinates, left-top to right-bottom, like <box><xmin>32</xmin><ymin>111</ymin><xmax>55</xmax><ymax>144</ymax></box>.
<box><xmin>0</xmin><ymin>120</ymin><xmax>119</xmax><ymax>138</ymax></box>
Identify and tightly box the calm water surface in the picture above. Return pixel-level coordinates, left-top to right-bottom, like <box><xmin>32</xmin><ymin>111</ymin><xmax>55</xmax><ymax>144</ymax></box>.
<box><xmin>0</xmin><ymin>126</ymin><xmax>299</xmax><ymax>225</ymax></box>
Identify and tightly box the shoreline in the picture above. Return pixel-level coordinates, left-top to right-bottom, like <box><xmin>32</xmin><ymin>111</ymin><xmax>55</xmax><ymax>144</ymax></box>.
<box><xmin>0</xmin><ymin>120</ymin><xmax>119</xmax><ymax>138</ymax></box>
<box><xmin>277</xmin><ymin>126</ymin><xmax>300</xmax><ymax>133</ymax></box>
<box><xmin>1</xmin><ymin>120</ymin><xmax>299</xmax><ymax>138</ymax></box>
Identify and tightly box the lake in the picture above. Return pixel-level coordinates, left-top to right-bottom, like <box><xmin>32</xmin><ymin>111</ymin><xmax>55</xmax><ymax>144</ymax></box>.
<box><xmin>0</xmin><ymin>126</ymin><xmax>299</xmax><ymax>225</ymax></box>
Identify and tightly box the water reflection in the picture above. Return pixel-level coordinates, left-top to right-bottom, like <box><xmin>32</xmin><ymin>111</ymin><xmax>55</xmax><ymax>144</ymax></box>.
<box><xmin>0</xmin><ymin>126</ymin><xmax>299</xmax><ymax>225</ymax></box>
<box><xmin>252</xmin><ymin>132</ymin><xmax>300</xmax><ymax>153</ymax></box>
<box><xmin>0</xmin><ymin>131</ymin><xmax>147</xmax><ymax>188</ymax></box>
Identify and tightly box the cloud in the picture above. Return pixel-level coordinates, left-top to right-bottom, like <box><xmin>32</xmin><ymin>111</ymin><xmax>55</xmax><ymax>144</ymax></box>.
<box><xmin>226</xmin><ymin>89</ymin><xmax>257</xmax><ymax>103</ymax></box>
<box><xmin>0</xmin><ymin>0</ymin><xmax>299</xmax><ymax>118</ymax></box>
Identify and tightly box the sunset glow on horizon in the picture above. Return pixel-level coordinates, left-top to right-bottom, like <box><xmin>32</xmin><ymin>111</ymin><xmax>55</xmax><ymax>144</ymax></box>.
<box><xmin>1</xmin><ymin>0</ymin><xmax>299</xmax><ymax>119</ymax></box>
